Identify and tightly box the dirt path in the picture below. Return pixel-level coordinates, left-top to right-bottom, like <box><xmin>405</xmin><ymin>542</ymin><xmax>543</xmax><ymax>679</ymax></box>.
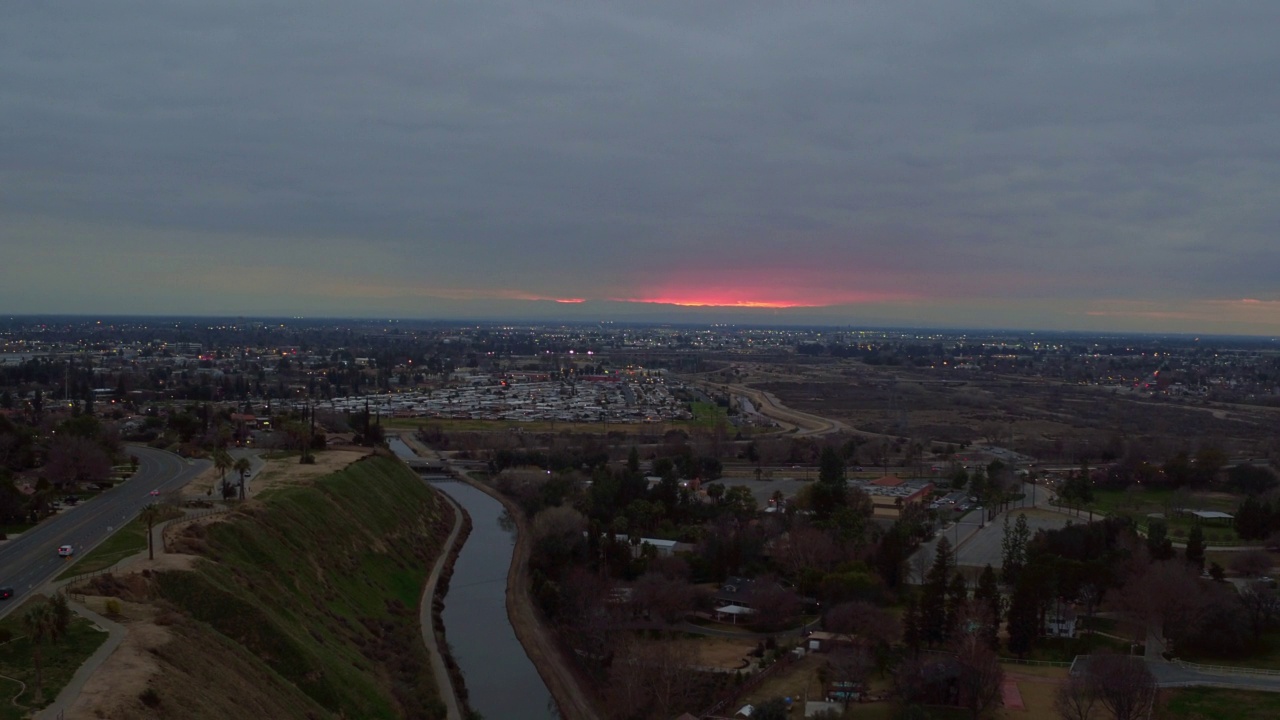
<box><xmin>419</xmin><ymin>483</ymin><xmax>465</xmax><ymax>720</ymax></box>
<box><xmin>395</xmin><ymin>432</ymin><xmax>603</xmax><ymax>720</ymax></box>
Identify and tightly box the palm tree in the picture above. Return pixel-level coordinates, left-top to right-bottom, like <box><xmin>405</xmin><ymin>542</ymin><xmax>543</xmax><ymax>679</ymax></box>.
<box><xmin>233</xmin><ymin>457</ymin><xmax>252</xmax><ymax>501</ymax></box>
<box><xmin>139</xmin><ymin>503</ymin><xmax>162</xmax><ymax>560</ymax></box>
<box><xmin>22</xmin><ymin>600</ymin><xmax>66</xmax><ymax>699</ymax></box>
<box><xmin>213</xmin><ymin>449</ymin><xmax>232</xmax><ymax>487</ymax></box>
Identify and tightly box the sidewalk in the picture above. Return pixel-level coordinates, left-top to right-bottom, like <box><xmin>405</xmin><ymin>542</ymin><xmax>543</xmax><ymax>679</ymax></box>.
<box><xmin>35</xmin><ymin>601</ymin><xmax>124</xmax><ymax>720</ymax></box>
<box><xmin>29</xmin><ymin>507</ymin><xmax>227</xmax><ymax>719</ymax></box>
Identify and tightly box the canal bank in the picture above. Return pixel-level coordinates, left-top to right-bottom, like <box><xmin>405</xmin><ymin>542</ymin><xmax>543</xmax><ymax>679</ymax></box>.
<box><xmin>390</xmin><ymin>436</ymin><xmax>563</xmax><ymax>720</ymax></box>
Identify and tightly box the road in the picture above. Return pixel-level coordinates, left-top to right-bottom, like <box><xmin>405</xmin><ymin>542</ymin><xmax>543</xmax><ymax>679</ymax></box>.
<box><xmin>679</xmin><ymin>376</ymin><xmax>853</xmax><ymax>437</ymax></box>
<box><xmin>0</xmin><ymin>445</ymin><xmax>209</xmax><ymax>618</ymax></box>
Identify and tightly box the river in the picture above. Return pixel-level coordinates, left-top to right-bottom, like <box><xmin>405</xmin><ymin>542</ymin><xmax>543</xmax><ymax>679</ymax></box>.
<box><xmin>388</xmin><ymin>438</ymin><xmax>555</xmax><ymax>719</ymax></box>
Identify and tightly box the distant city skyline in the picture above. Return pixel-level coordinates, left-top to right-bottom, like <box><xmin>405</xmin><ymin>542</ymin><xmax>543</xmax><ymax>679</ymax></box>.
<box><xmin>4</xmin><ymin>2</ymin><xmax>1279</xmax><ymax>335</ymax></box>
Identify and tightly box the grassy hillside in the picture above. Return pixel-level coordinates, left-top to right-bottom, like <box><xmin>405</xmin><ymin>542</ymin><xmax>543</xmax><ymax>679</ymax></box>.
<box><xmin>150</xmin><ymin>452</ymin><xmax>450</xmax><ymax>720</ymax></box>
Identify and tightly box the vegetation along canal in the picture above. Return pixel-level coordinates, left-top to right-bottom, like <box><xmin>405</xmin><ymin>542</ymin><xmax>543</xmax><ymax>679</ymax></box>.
<box><xmin>389</xmin><ymin>438</ymin><xmax>555</xmax><ymax>719</ymax></box>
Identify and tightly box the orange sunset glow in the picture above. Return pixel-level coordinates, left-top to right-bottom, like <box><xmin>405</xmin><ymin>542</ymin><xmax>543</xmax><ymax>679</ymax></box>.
<box><xmin>616</xmin><ymin>286</ymin><xmax>915</xmax><ymax>309</ymax></box>
<box><xmin>624</xmin><ymin>296</ymin><xmax>822</xmax><ymax>309</ymax></box>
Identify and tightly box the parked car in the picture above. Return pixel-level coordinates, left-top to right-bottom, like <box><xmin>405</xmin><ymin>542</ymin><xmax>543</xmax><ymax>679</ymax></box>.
<box><xmin>58</xmin><ymin>544</ymin><xmax>74</xmax><ymax>557</ymax></box>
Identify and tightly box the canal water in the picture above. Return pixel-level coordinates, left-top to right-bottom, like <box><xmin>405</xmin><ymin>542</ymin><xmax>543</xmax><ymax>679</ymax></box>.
<box><xmin>388</xmin><ymin>438</ymin><xmax>555</xmax><ymax>719</ymax></box>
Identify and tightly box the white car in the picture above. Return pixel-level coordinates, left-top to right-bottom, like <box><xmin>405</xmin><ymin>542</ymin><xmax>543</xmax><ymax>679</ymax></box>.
<box><xmin>58</xmin><ymin>544</ymin><xmax>74</xmax><ymax>557</ymax></box>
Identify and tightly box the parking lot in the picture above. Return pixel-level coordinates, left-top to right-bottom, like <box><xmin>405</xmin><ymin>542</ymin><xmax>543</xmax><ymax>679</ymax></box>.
<box><xmin>952</xmin><ymin>508</ymin><xmax>1076</xmax><ymax>570</ymax></box>
<box><xmin>716</xmin><ymin>474</ymin><xmax>812</xmax><ymax>510</ymax></box>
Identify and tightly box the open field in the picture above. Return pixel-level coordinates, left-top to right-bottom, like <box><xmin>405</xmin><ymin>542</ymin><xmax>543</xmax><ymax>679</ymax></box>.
<box><xmin>723</xmin><ymin>359</ymin><xmax>1279</xmax><ymax>460</ymax></box>
<box><xmin>1083</xmin><ymin>488</ymin><xmax>1244</xmax><ymax>541</ymax></box>
<box><xmin>1161</xmin><ymin>686</ymin><xmax>1280</xmax><ymax>719</ymax></box>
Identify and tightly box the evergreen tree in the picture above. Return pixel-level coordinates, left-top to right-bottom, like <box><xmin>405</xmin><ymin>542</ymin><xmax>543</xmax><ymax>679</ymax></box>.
<box><xmin>1146</xmin><ymin>518</ymin><xmax>1174</xmax><ymax>560</ymax></box>
<box><xmin>902</xmin><ymin>592</ymin><xmax>922</xmax><ymax>657</ymax></box>
<box><xmin>1006</xmin><ymin>578</ymin><xmax>1039</xmax><ymax>657</ymax></box>
<box><xmin>818</xmin><ymin>445</ymin><xmax>845</xmax><ymax>485</ymax></box>
<box><xmin>812</xmin><ymin>446</ymin><xmax>847</xmax><ymax>517</ymax></box>
<box><xmin>874</xmin><ymin>522</ymin><xmax>911</xmax><ymax>588</ymax></box>
<box><xmin>1001</xmin><ymin>513</ymin><xmax>1031</xmax><ymax>583</ymax></box>
<box><xmin>973</xmin><ymin>564</ymin><xmax>1002</xmax><ymax>650</ymax></box>
<box><xmin>1235</xmin><ymin>497</ymin><xmax>1274</xmax><ymax>541</ymax></box>
<box><xmin>1185</xmin><ymin>522</ymin><xmax>1206</xmax><ymax>570</ymax></box>
<box><xmin>946</xmin><ymin>572</ymin><xmax>968</xmax><ymax>640</ymax></box>
<box><xmin>922</xmin><ymin>536</ymin><xmax>954</xmax><ymax>645</ymax></box>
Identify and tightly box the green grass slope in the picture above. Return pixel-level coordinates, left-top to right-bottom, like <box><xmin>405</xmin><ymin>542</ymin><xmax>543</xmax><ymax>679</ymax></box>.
<box><xmin>154</xmin><ymin>453</ymin><xmax>449</xmax><ymax>720</ymax></box>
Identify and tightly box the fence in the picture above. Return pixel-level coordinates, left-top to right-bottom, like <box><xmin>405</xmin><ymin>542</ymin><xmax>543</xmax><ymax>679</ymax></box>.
<box><xmin>698</xmin><ymin>651</ymin><xmax>798</xmax><ymax>718</ymax></box>
<box><xmin>997</xmin><ymin>656</ymin><xmax>1074</xmax><ymax>668</ymax></box>
<box><xmin>160</xmin><ymin>506</ymin><xmax>231</xmax><ymax>551</ymax></box>
<box><xmin>60</xmin><ymin>561</ymin><xmax>131</xmax><ymax>601</ymax></box>
<box><xmin>1174</xmin><ymin>659</ymin><xmax>1280</xmax><ymax>677</ymax></box>
<box><xmin>60</xmin><ymin>505</ymin><xmax>231</xmax><ymax>594</ymax></box>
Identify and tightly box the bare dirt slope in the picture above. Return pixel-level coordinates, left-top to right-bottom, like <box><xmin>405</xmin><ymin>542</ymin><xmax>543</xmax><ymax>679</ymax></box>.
<box><xmin>183</xmin><ymin>448</ymin><xmax>372</xmax><ymax>496</ymax></box>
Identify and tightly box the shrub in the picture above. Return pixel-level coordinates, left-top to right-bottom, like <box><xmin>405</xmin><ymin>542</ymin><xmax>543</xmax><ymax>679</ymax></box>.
<box><xmin>104</xmin><ymin>598</ymin><xmax>122</xmax><ymax>616</ymax></box>
<box><xmin>139</xmin><ymin>688</ymin><xmax>160</xmax><ymax>707</ymax></box>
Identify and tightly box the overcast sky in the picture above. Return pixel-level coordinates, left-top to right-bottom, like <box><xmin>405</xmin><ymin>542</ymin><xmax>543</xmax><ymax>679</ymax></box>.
<box><xmin>4</xmin><ymin>2</ymin><xmax>1279</xmax><ymax>334</ymax></box>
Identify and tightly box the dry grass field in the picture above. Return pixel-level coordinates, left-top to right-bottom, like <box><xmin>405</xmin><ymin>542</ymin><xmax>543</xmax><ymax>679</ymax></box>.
<box><xmin>718</xmin><ymin>359</ymin><xmax>1279</xmax><ymax>459</ymax></box>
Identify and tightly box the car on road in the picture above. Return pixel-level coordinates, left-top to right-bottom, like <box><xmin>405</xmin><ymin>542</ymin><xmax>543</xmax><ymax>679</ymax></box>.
<box><xmin>0</xmin><ymin>587</ymin><xmax>13</xmax><ymax>600</ymax></box>
<box><xmin>149</xmin><ymin>489</ymin><xmax>160</xmax><ymax>496</ymax></box>
<box><xmin>58</xmin><ymin>544</ymin><xmax>74</xmax><ymax>557</ymax></box>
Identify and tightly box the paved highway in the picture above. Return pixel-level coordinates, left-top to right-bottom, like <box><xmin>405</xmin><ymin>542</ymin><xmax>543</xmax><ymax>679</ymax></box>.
<box><xmin>0</xmin><ymin>446</ymin><xmax>208</xmax><ymax>617</ymax></box>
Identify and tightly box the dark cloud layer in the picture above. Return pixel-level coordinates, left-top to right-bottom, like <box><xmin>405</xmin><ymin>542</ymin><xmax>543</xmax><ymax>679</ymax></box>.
<box><xmin>3</xmin><ymin>2</ymin><xmax>1279</xmax><ymax>332</ymax></box>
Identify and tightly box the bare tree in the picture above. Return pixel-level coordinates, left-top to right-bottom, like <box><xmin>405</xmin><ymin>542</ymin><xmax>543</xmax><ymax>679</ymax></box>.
<box><xmin>826</xmin><ymin>647</ymin><xmax>872</xmax><ymax>708</ymax></box>
<box><xmin>824</xmin><ymin>600</ymin><xmax>900</xmax><ymax>651</ymax></box>
<box><xmin>43</xmin><ymin>434</ymin><xmax>110</xmax><ymax>490</ymax></box>
<box><xmin>1054</xmin><ymin>673</ymin><xmax>1097</xmax><ymax>720</ymax></box>
<box><xmin>1229</xmin><ymin>549</ymin><xmax>1274</xmax><ymax>578</ymax></box>
<box><xmin>605</xmin><ymin>634</ymin><xmax>649</xmax><ymax>719</ymax></box>
<box><xmin>952</xmin><ymin>628</ymin><xmax>1004</xmax><ymax>720</ymax></box>
<box><xmin>1238</xmin><ymin>582</ymin><xmax>1280</xmax><ymax>636</ymax></box>
<box><xmin>776</xmin><ymin>523</ymin><xmax>842</xmax><ymax>576</ymax></box>
<box><xmin>643</xmin><ymin>636</ymin><xmax>700</xmax><ymax>719</ymax></box>
<box><xmin>1115</xmin><ymin>560</ymin><xmax>1209</xmax><ymax>647</ymax></box>
<box><xmin>632</xmin><ymin>572</ymin><xmax>695</xmax><ymax>625</ymax></box>
<box><xmin>605</xmin><ymin>633</ymin><xmax>699</xmax><ymax>720</ymax></box>
<box><xmin>750</xmin><ymin>575</ymin><xmax>800</xmax><ymax>630</ymax></box>
<box><xmin>912</xmin><ymin>546</ymin><xmax>934</xmax><ymax>585</ymax></box>
<box><xmin>1085</xmin><ymin>653</ymin><xmax>1156</xmax><ymax>720</ymax></box>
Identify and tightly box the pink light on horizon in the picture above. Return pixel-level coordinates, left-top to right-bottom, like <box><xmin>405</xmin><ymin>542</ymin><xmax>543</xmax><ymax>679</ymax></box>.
<box><xmin>609</xmin><ymin>265</ymin><xmax>918</xmax><ymax>309</ymax></box>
